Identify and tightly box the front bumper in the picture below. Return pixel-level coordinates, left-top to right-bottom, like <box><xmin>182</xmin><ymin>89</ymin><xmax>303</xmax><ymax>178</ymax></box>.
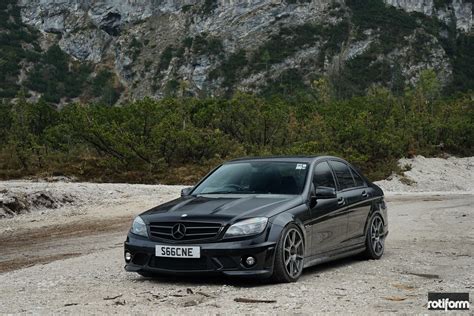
<box><xmin>124</xmin><ymin>233</ymin><xmax>277</xmax><ymax>278</ymax></box>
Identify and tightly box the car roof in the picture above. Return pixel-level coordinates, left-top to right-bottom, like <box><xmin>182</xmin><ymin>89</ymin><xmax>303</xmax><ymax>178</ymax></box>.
<box><xmin>227</xmin><ymin>155</ymin><xmax>344</xmax><ymax>164</ymax></box>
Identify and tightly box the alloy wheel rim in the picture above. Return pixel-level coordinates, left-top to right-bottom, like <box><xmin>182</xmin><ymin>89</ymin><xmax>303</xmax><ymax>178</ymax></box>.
<box><xmin>283</xmin><ymin>228</ymin><xmax>304</xmax><ymax>278</ymax></box>
<box><xmin>370</xmin><ymin>216</ymin><xmax>385</xmax><ymax>256</ymax></box>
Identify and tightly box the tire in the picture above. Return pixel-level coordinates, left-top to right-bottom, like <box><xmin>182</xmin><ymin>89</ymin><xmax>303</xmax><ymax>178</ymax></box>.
<box><xmin>270</xmin><ymin>223</ymin><xmax>305</xmax><ymax>283</ymax></box>
<box><xmin>363</xmin><ymin>213</ymin><xmax>385</xmax><ymax>260</ymax></box>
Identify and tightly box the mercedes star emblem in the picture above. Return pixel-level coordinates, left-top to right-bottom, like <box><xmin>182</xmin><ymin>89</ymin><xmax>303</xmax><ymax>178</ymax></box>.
<box><xmin>171</xmin><ymin>223</ymin><xmax>186</xmax><ymax>240</ymax></box>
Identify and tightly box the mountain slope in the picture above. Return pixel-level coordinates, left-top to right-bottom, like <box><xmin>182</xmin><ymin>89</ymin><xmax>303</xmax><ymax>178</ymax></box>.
<box><xmin>2</xmin><ymin>0</ymin><xmax>473</xmax><ymax>104</ymax></box>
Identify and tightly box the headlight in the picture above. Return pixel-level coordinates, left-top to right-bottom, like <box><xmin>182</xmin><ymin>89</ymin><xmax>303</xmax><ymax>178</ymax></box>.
<box><xmin>131</xmin><ymin>216</ymin><xmax>148</xmax><ymax>237</ymax></box>
<box><xmin>224</xmin><ymin>217</ymin><xmax>268</xmax><ymax>238</ymax></box>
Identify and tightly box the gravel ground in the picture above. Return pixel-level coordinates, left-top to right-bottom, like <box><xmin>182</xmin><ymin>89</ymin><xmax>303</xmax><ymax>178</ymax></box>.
<box><xmin>0</xmin><ymin>193</ymin><xmax>472</xmax><ymax>314</ymax></box>
<box><xmin>0</xmin><ymin>156</ymin><xmax>473</xmax><ymax>314</ymax></box>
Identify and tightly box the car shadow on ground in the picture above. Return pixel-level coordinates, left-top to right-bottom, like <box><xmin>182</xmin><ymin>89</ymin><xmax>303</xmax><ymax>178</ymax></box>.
<box><xmin>132</xmin><ymin>255</ymin><xmax>364</xmax><ymax>288</ymax></box>
<box><xmin>301</xmin><ymin>255</ymin><xmax>364</xmax><ymax>278</ymax></box>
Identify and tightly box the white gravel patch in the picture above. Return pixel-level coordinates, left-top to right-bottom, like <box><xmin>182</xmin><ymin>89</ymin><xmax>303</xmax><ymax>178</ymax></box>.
<box><xmin>375</xmin><ymin>156</ymin><xmax>474</xmax><ymax>194</ymax></box>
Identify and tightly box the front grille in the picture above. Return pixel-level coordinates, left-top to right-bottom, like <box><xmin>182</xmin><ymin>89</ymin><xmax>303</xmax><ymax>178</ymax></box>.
<box><xmin>149</xmin><ymin>222</ymin><xmax>222</xmax><ymax>241</ymax></box>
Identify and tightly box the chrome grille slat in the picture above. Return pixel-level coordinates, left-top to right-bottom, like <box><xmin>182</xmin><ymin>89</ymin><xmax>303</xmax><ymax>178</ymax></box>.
<box><xmin>186</xmin><ymin>226</ymin><xmax>220</xmax><ymax>230</ymax></box>
<box><xmin>150</xmin><ymin>232</ymin><xmax>173</xmax><ymax>236</ymax></box>
<box><xmin>184</xmin><ymin>232</ymin><xmax>217</xmax><ymax>236</ymax></box>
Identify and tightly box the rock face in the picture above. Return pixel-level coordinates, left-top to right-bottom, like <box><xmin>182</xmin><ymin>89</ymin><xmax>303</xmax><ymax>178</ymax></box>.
<box><xmin>385</xmin><ymin>0</ymin><xmax>435</xmax><ymax>16</ymax></box>
<box><xmin>385</xmin><ymin>0</ymin><xmax>473</xmax><ymax>32</ymax></box>
<box><xmin>19</xmin><ymin>0</ymin><xmax>154</xmax><ymax>62</ymax></box>
<box><xmin>16</xmin><ymin>0</ymin><xmax>473</xmax><ymax>101</ymax></box>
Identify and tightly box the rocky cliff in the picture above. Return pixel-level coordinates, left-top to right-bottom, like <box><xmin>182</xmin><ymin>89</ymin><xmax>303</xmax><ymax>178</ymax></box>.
<box><xmin>5</xmin><ymin>0</ymin><xmax>474</xmax><ymax>103</ymax></box>
<box><xmin>386</xmin><ymin>0</ymin><xmax>472</xmax><ymax>31</ymax></box>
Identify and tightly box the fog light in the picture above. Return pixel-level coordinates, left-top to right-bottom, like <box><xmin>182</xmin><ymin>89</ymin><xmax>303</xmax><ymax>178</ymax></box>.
<box><xmin>125</xmin><ymin>251</ymin><xmax>132</xmax><ymax>262</ymax></box>
<box><xmin>245</xmin><ymin>256</ymin><xmax>256</xmax><ymax>267</ymax></box>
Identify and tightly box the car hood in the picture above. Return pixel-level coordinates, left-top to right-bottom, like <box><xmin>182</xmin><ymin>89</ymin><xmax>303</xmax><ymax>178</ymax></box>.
<box><xmin>140</xmin><ymin>194</ymin><xmax>304</xmax><ymax>224</ymax></box>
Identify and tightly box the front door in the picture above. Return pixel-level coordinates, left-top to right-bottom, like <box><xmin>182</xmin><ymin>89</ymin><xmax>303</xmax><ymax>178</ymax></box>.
<box><xmin>308</xmin><ymin>161</ymin><xmax>346</xmax><ymax>256</ymax></box>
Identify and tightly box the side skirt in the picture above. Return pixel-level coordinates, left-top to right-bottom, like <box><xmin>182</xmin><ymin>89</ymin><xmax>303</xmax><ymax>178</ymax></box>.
<box><xmin>303</xmin><ymin>244</ymin><xmax>365</xmax><ymax>269</ymax></box>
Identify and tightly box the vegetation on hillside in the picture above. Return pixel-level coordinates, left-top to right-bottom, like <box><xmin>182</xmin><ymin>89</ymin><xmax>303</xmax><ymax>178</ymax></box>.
<box><xmin>201</xmin><ymin>0</ymin><xmax>474</xmax><ymax>99</ymax></box>
<box><xmin>346</xmin><ymin>0</ymin><xmax>474</xmax><ymax>95</ymax></box>
<box><xmin>0</xmin><ymin>70</ymin><xmax>472</xmax><ymax>184</ymax></box>
<box><xmin>0</xmin><ymin>0</ymin><xmax>120</xmax><ymax>104</ymax></box>
<box><xmin>0</xmin><ymin>0</ymin><xmax>40</xmax><ymax>98</ymax></box>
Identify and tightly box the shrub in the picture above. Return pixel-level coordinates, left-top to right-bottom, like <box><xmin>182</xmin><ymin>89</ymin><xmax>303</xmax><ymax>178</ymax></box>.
<box><xmin>0</xmin><ymin>74</ymin><xmax>472</xmax><ymax>183</ymax></box>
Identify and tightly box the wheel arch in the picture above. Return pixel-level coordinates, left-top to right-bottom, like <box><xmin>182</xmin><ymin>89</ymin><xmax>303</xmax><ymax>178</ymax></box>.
<box><xmin>269</xmin><ymin>207</ymin><xmax>307</xmax><ymax>247</ymax></box>
<box><xmin>363</xmin><ymin>198</ymin><xmax>385</xmax><ymax>237</ymax></box>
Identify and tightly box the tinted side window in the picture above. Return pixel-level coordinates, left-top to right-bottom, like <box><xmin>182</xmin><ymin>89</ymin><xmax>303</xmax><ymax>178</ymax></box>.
<box><xmin>351</xmin><ymin>167</ymin><xmax>365</xmax><ymax>187</ymax></box>
<box><xmin>313</xmin><ymin>162</ymin><xmax>336</xmax><ymax>189</ymax></box>
<box><xmin>329</xmin><ymin>161</ymin><xmax>355</xmax><ymax>190</ymax></box>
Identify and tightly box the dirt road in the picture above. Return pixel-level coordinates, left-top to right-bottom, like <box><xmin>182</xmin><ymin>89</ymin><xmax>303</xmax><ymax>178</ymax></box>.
<box><xmin>0</xmin><ymin>186</ymin><xmax>472</xmax><ymax>314</ymax></box>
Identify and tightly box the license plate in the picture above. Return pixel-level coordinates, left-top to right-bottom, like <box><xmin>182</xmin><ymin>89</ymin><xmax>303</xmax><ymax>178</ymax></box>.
<box><xmin>155</xmin><ymin>245</ymin><xmax>200</xmax><ymax>258</ymax></box>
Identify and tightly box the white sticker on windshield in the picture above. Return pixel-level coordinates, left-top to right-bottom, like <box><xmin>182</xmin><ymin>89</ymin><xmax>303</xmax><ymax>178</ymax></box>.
<box><xmin>296</xmin><ymin>163</ymin><xmax>307</xmax><ymax>170</ymax></box>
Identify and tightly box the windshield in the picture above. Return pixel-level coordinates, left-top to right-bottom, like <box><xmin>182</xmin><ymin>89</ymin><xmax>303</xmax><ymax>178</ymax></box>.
<box><xmin>192</xmin><ymin>161</ymin><xmax>308</xmax><ymax>195</ymax></box>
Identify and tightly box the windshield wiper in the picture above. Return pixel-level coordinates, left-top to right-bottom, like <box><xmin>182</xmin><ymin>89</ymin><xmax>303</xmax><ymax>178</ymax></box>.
<box><xmin>200</xmin><ymin>190</ymin><xmax>256</xmax><ymax>194</ymax></box>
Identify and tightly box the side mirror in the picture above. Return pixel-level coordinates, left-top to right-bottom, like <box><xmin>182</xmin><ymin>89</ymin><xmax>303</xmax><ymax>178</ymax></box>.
<box><xmin>181</xmin><ymin>187</ymin><xmax>194</xmax><ymax>197</ymax></box>
<box><xmin>315</xmin><ymin>186</ymin><xmax>337</xmax><ymax>199</ymax></box>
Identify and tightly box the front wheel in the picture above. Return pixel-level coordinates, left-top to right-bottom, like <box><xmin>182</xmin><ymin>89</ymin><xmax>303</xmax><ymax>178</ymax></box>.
<box><xmin>364</xmin><ymin>213</ymin><xmax>386</xmax><ymax>259</ymax></box>
<box><xmin>271</xmin><ymin>223</ymin><xmax>305</xmax><ymax>283</ymax></box>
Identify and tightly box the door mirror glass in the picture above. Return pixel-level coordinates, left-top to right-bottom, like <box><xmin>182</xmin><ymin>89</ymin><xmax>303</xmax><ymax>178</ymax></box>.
<box><xmin>181</xmin><ymin>187</ymin><xmax>194</xmax><ymax>197</ymax></box>
<box><xmin>315</xmin><ymin>186</ymin><xmax>337</xmax><ymax>199</ymax></box>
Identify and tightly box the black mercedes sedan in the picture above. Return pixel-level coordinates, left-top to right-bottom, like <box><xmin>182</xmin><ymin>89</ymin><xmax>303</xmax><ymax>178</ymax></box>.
<box><xmin>124</xmin><ymin>156</ymin><xmax>388</xmax><ymax>282</ymax></box>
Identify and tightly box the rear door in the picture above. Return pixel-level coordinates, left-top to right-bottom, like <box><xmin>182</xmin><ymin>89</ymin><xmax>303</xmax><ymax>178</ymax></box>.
<box><xmin>345</xmin><ymin>166</ymin><xmax>372</xmax><ymax>245</ymax></box>
<box><xmin>328</xmin><ymin>161</ymin><xmax>371</xmax><ymax>247</ymax></box>
<box><xmin>308</xmin><ymin>161</ymin><xmax>346</xmax><ymax>256</ymax></box>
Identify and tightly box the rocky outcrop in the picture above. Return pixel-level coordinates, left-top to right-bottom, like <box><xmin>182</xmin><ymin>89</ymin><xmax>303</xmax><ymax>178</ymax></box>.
<box><xmin>0</xmin><ymin>189</ymin><xmax>75</xmax><ymax>218</ymax></box>
<box><xmin>385</xmin><ymin>0</ymin><xmax>473</xmax><ymax>32</ymax></box>
<box><xmin>385</xmin><ymin>0</ymin><xmax>434</xmax><ymax>15</ymax></box>
<box><xmin>450</xmin><ymin>0</ymin><xmax>473</xmax><ymax>32</ymax></box>
<box><xmin>388</xmin><ymin>30</ymin><xmax>453</xmax><ymax>87</ymax></box>
<box><xmin>19</xmin><ymin>0</ymin><xmax>155</xmax><ymax>62</ymax></box>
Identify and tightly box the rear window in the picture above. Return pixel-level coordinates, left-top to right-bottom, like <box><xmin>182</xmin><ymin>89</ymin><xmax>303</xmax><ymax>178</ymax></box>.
<box><xmin>329</xmin><ymin>161</ymin><xmax>355</xmax><ymax>190</ymax></box>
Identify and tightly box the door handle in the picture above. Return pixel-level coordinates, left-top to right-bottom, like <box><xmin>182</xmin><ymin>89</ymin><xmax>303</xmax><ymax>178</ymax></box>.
<box><xmin>361</xmin><ymin>190</ymin><xmax>368</xmax><ymax>198</ymax></box>
<box><xmin>337</xmin><ymin>197</ymin><xmax>345</xmax><ymax>206</ymax></box>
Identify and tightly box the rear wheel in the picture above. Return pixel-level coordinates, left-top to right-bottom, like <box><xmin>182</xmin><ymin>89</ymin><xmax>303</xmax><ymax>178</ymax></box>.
<box><xmin>271</xmin><ymin>223</ymin><xmax>305</xmax><ymax>283</ymax></box>
<box><xmin>364</xmin><ymin>213</ymin><xmax>385</xmax><ymax>259</ymax></box>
